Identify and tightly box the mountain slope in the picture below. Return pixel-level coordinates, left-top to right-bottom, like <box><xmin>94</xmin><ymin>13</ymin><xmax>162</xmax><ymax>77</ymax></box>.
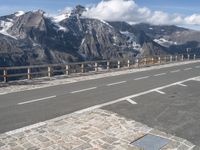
<box><xmin>0</xmin><ymin>6</ymin><xmax>200</xmax><ymax>67</ymax></box>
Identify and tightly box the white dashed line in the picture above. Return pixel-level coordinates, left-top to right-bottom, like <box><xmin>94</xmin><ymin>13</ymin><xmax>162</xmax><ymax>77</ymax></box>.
<box><xmin>170</xmin><ymin>70</ymin><xmax>180</xmax><ymax>73</ymax></box>
<box><xmin>154</xmin><ymin>90</ymin><xmax>166</xmax><ymax>95</ymax></box>
<box><xmin>70</xmin><ymin>87</ymin><xmax>97</xmax><ymax>94</ymax></box>
<box><xmin>184</xmin><ymin>68</ymin><xmax>192</xmax><ymax>71</ymax></box>
<box><xmin>107</xmin><ymin>81</ymin><xmax>127</xmax><ymax>86</ymax></box>
<box><xmin>18</xmin><ymin>95</ymin><xmax>57</xmax><ymax>105</ymax></box>
<box><xmin>74</xmin><ymin>77</ymin><xmax>197</xmax><ymax>114</ymax></box>
<box><xmin>134</xmin><ymin>76</ymin><xmax>149</xmax><ymax>81</ymax></box>
<box><xmin>154</xmin><ymin>73</ymin><xmax>166</xmax><ymax>77</ymax></box>
<box><xmin>195</xmin><ymin>66</ymin><xmax>200</xmax><ymax>68</ymax></box>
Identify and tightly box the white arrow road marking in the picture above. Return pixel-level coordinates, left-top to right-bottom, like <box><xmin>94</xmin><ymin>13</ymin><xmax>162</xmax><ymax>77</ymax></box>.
<box><xmin>126</xmin><ymin>98</ymin><xmax>137</xmax><ymax>105</ymax></box>
<box><xmin>154</xmin><ymin>90</ymin><xmax>166</xmax><ymax>95</ymax></box>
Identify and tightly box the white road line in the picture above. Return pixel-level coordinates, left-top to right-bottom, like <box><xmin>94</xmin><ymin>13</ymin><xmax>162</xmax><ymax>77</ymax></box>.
<box><xmin>0</xmin><ymin>92</ymin><xmax>7</xmax><ymax>95</ymax></box>
<box><xmin>70</xmin><ymin>87</ymin><xmax>97</xmax><ymax>94</ymax></box>
<box><xmin>195</xmin><ymin>66</ymin><xmax>200</xmax><ymax>68</ymax></box>
<box><xmin>107</xmin><ymin>81</ymin><xmax>127</xmax><ymax>86</ymax></box>
<box><xmin>177</xmin><ymin>83</ymin><xmax>188</xmax><ymax>87</ymax></box>
<box><xmin>154</xmin><ymin>90</ymin><xmax>166</xmax><ymax>95</ymax></box>
<box><xmin>18</xmin><ymin>95</ymin><xmax>57</xmax><ymax>105</ymax></box>
<box><xmin>154</xmin><ymin>73</ymin><xmax>166</xmax><ymax>77</ymax></box>
<box><xmin>74</xmin><ymin>77</ymin><xmax>198</xmax><ymax>114</ymax></box>
<box><xmin>134</xmin><ymin>76</ymin><xmax>149</xmax><ymax>81</ymax></box>
<box><xmin>6</xmin><ymin>76</ymin><xmax>200</xmax><ymax>136</ymax></box>
<box><xmin>6</xmin><ymin>122</ymin><xmax>46</xmax><ymax>135</ymax></box>
<box><xmin>184</xmin><ymin>68</ymin><xmax>192</xmax><ymax>71</ymax></box>
<box><xmin>170</xmin><ymin>70</ymin><xmax>180</xmax><ymax>73</ymax></box>
<box><xmin>126</xmin><ymin>98</ymin><xmax>137</xmax><ymax>105</ymax></box>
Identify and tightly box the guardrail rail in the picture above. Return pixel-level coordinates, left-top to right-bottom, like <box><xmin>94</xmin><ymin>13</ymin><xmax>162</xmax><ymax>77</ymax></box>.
<box><xmin>0</xmin><ymin>54</ymin><xmax>199</xmax><ymax>82</ymax></box>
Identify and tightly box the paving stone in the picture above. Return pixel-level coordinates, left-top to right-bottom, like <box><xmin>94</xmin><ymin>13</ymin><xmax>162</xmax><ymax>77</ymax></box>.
<box><xmin>0</xmin><ymin>141</ymin><xmax>5</xmax><ymax>147</ymax></box>
<box><xmin>101</xmin><ymin>143</ymin><xmax>115</xmax><ymax>150</ymax></box>
<box><xmin>177</xmin><ymin>144</ymin><xmax>190</xmax><ymax>150</ymax></box>
<box><xmin>72</xmin><ymin>143</ymin><xmax>92</xmax><ymax>150</ymax></box>
<box><xmin>101</xmin><ymin>136</ymin><xmax>118</xmax><ymax>144</ymax></box>
<box><xmin>37</xmin><ymin>135</ymin><xmax>50</xmax><ymax>142</ymax></box>
<box><xmin>10</xmin><ymin>146</ymin><xmax>24</xmax><ymax>150</ymax></box>
<box><xmin>0</xmin><ymin>109</ymin><xmax>196</xmax><ymax>149</ymax></box>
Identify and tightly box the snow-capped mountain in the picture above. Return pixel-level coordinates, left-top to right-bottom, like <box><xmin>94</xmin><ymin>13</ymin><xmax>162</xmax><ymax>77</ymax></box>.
<box><xmin>0</xmin><ymin>5</ymin><xmax>199</xmax><ymax>67</ymax></box>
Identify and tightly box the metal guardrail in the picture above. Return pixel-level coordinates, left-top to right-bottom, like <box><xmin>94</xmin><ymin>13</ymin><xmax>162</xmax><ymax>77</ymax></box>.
<box><xmin>0</xmin><ymin>54</ymin><xmax>198</xmax><ymax>82</ymax></box>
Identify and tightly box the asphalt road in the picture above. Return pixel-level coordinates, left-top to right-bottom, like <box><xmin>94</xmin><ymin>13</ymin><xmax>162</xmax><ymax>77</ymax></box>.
<box><xmin>0</xmin><ymin>61</ymin><xmax>200</xmax><ymax>145</ymax></box>
<box><xmin>104</xmin><ymin>80</ymin><xmax>200</xmax><ymax>146</ymax></box>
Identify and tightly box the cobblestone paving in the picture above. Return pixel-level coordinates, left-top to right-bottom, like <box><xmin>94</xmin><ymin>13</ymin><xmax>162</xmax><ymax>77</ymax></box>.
<box><xmin>0</xmin><ymin>109</ymin><xmax>196</xmax><ymax>150</ymax></box>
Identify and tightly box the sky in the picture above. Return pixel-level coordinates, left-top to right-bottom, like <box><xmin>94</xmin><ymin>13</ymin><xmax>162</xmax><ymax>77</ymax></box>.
<box><xmin>0</xmin><ymin>0</ymin><xmax>200</xmax><ymax>30</ymax></box>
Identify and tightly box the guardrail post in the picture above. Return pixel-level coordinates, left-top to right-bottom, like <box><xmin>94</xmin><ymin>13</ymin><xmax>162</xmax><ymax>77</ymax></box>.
<box><xmin>117</xmin><ymin>61</ymin><xmax>120</xmax><ymax>69</ymax></box>
<box><xmin>181</xmin><ymin>55</ymin><xmax>184</xmax><ymax>61</ymax></box>
<box><xmin>81</xmin><ymin>64</ymin><xmax>84</xmax><ymax>73</ymax></box>
<box><xmin>175</xmin><ymin>55</ymin><xmax>178</xmax><ymax>61</ymax></box>
<box><xmin>107</xmin><ymin>61</ymin><xmax>110</xmax><ymax>70</ymax></box>
<box><xmin>194</xmin><ymin>54</ymin><xmax>196</xmax><ymax>60</ymax></box>
<box><xmin>66</xmin><ymin>65</ymin><xmax>69</xmax><ymax>75</ymax></box>
<box><xmin>48</xmin><ymin>66</ymin><xmax>52</xmax><ymax>77</ymax></box>
<box><xmin>158</xmin><ymin>57</ymin><xmax>161</xmax><ymax>64</ymax></box>
<box><xmin>188</xmin><ymin>54</ymin><xmax>190</xmax><ymax>61</ymax></box>
<box><xmin>3</xmin><ymin>68</ymin><xmax>7</xmax><ymax>82</ymax></box>
<box><xmin>135</xmin><ymin>59</ymin><xmax>139</xmax><ymax>68</ymax></box>
<box><xmin>27</xmin><ymin>68</ymin><xmax>31</xmax><ymax>80</ymax></box>
<box><xmin>164</xmin><ymin>56</ymin><xmax>167</xmax><ymax>62</ymax></box>
<box><xmin>170</xmin><ymin>56</ymin><xmax>173</xmax><ymax>62</ymax></box>
<box><xmin>95</xmin><ymin>62</ymin><xmax>98</xmax><ymax>72</ymax></box>
<box><xmin>152</xmin><ymin>58</ymin><xmax>154</xmax><ymax>64</ymax></box>
<box><xmin>144</xmin><ymin>58</ymin><xmax>147</xmax><ymax>65</ymax></box>
<box><xmin>127</xmin><ymin>60</ymin><xmax>130</xmax><ymax>68</ymax></box>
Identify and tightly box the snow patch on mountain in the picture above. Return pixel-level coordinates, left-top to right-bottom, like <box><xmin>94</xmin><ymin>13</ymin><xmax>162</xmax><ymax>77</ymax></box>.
<box><xmin>53</xmin><ymin>13</ymin><xmax>71</xmax><ymax>23</ymax></box>
<box><xmin>0</xmin><ymin>20</ymin><xmax>16</xmax><ymax>39</ymax></box>
<box><xmin>99</xmin><ymin>19</ymin><xmax>113</xmax><ymax>28</ymax></box>
<box><xmin>120</xmin><ymin>31</ymin><xmax>141</xmax><ymax>50</ymax></box>
<box><xmin>154</xmin><ymin>38</ymin><xmax>177</xmax><ymax>46</ymax></box>
<box><xmin>15</xmin><ymin>11</ymin><xmax>25</xmax><ymax>17</ymax></box>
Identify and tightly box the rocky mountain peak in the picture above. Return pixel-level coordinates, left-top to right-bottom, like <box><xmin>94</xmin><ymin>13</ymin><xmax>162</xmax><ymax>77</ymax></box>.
<box><xmin>71</xmin><ymin>5</ymin><xmax>86</xmax><ymax>17</ymax></box>
<box><xmin>0</xmin><ymin>8</ymin><xmax>200</xmax><ymax>67</ymax></box>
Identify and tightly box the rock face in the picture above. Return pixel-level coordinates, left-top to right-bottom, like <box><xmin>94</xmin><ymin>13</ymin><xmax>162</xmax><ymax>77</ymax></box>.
<box><xmin>0</xmin><ymin>6</ymin><xmax>199</xmax><ymax>67</ymax></box>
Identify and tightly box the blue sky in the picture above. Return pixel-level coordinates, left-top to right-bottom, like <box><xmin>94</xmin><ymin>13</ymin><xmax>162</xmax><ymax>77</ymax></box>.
<box><xmin>1</xmin><ymin>0</ymin><xmax>199</xmax><ymax>15</ymax></box>
<box><xmin>135</xmin><ymin>0</ymin><xmax>200</xmax><ymax>15</ymax></box>
<box><xmin>0</xmin><ymin>0</ymin><xmax>200</xmax><ymax>30</ymax></box>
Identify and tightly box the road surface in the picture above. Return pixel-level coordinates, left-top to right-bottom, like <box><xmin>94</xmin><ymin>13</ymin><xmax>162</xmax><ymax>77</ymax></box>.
<box><xmin>0</xmin><ymin>61</ymin><xmax>200</xmax><ymax>145</ymax></box>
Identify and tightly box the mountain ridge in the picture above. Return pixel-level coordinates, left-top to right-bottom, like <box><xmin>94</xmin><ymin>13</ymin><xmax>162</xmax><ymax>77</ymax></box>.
<box><xmin>0</xmin><ymin>6</ymin><xmax>199</xmax><ymax>67</ymax></box>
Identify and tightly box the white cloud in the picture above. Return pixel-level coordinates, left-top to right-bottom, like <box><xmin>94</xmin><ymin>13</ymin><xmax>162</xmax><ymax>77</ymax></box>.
<box><xmin>83</xmin><ymin>0</ymin><xmax>200</xmax><ymax>27</ymax></box>
<box><xmin>184</xmin><ymin>14</ymin><xmax>200</xmax><ymax>25</ymax></box>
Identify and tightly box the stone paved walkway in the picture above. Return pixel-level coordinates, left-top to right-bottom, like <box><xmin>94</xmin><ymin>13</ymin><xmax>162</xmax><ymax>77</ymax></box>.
<box><xmin>0</xmin><ymin>109</ymin><xmax>196</xmax><ymax>150</ymax></box>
